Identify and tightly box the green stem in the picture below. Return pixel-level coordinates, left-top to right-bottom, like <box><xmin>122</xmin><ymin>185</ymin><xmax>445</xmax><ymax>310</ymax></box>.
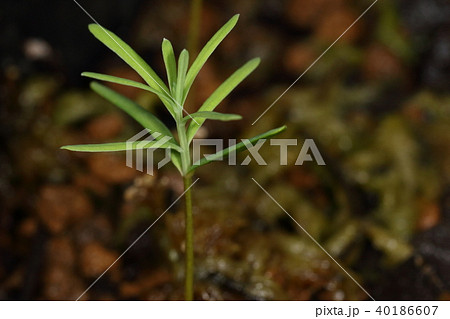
<box><xmin>176</xmin><ymin>120</ymin><xmax>190</xmax><ymax>175</ymax></box>
<box><xmin>176</xmin><ymin>118</ymin><xmax>193</xmax><ymax>300</ymax></box>
<box><xmin>179</xmin><ymin>2</ymin><xmax>201</xmax><ymax>296</ymax></box>
<box><xmin>183</xmin><ymin>174</ymin><xmax>194</xmax><ymax>301</ymax></box>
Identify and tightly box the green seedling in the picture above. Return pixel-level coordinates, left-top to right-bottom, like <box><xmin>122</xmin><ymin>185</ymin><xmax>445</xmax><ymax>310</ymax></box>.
<box><xmin>61</xmin><ymin>14</ymin><xmax>286</xmax><ymax>300</ymax></box>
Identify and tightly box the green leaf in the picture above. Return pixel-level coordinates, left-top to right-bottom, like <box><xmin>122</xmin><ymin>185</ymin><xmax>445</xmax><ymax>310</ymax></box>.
<box><xmin>176</xmin><ymin>49</ymin><xmax>189</xmax><ymax>104</ymax></box>
<box><xmin>82</xmin><ymin>72</ymin><xmax>169</xmax><ymax>101</ymax></box>
<box><xmin>186</xmin><ymin>58</ymin><xmax>260</xmax><ymax>141</ymax></box>
<box><xmin>61</xmin><ymin>140</ymin><xmax>182</xmax><ymax>152</ymax></box>
<box><xmin>188</xmin><ymin>125</ymin><xmax>287</xmax><ymax>172</ymax></box>
<box><xmin>90</xmin><ymin>82</ymin><xmax>178</xmax><ymax>147</ymax></box>
<box><xmin>184</xmin><ymin>14</ymin><xmax>239</xmax><ymax>101</ymax></box>
<box><xmin>161</xmin><ymin>39</ymin><xmax>177</xmax><ymax>93</ymax></box>
<box><xmin>88</xmin><ymin>24</ymin><xmax>168</xmax><ymax>94</ymax></box>
<box><xmin>83</xmin><ymin>72</ymin><xmax>177</xmax><ymax>116</ymax></box>
<box><xmin>186</xmin><ymin>111</ymin><xmax>242</xmax><ymax>121</ymax></box>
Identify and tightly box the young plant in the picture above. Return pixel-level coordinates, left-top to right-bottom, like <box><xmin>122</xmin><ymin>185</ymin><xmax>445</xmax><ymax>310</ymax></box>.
<box><xmin>61</xmin><ymin>14</ymin><xmax>286</xmax><ymax>300</ymax></box>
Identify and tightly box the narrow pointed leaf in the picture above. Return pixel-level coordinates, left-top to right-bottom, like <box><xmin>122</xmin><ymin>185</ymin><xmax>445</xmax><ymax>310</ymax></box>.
<box><xmin>90</xmin><ymin>82</ymin><xmax>178</xmax><ymax>148</ymax></box>
<box><xmin>88</xmin><ymin>24</ymin><xmax>168</xmax><ymax>94</ymax></box>
<box><xmin>186</xmin><ymin>58</ymin><xmax>260</xmax><ymax>141</ymax></box>
<box><xmin>186</xmin><ymin>111</ymin><xmax>242</xmax><ymax>121</ymax></box>
<box><xmin>188</xmin><ymin>125</ymin><xmax>287</xmax><ymax>172</ymax></box>
<box><xmin>184</xmin><ymin>14</ymin><xmax>239</xmax><ymax>100</ymax></box>
<box><xmin>82</xmin><ymin>72</ymin><xmax>170</xmax><ymax>100</ymax></box>
<box><xmin>61</xmin><ymin>140</ymin><xmax>182</xmax><ymax>153</ymax></box>
<box><xmin>161</xmin><ymin>39</ymin><xmax>177</xmax><ymax>93</ymax></box>
<box><xmin>83</xmin><ymin>72</ymin><xmax>177</xmax><ymax>117</ymax></box>
<box><xmin>176</xmin><ymin>49</ymin><xmax>189</xmax><ymax>104</ymax></box>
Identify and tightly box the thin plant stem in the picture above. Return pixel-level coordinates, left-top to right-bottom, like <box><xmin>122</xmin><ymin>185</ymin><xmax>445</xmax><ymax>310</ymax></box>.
<box><xmin>176</xmin><ymin>120</ymin><xmax>190</xmax><ymax>175</ymax></box>
<box><xmin>183</xmin><ymin>174</ymin><xmax>194</xmax><ymax>301</ymax></box>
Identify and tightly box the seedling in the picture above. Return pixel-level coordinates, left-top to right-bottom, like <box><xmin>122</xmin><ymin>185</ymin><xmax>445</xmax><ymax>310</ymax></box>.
<box><xmin>61</xmin><ymin>14</ymin><xmax>286</xmax><ymax>300</ymax></box>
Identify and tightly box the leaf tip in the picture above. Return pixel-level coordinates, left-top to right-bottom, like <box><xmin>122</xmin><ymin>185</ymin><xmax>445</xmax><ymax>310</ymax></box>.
<box><xmin>89</xmin><ymin>81</ymin><xmax>101</xmax><ymax>89</ymax></box>
<box><xmin>88</xmin><ymin>23</ymin><xmax>99</xmax><ymax>33</ymax></box>
<box><xmin>252</xmin><ymin>57</ymin><xmax>261</xmax><ymax>67</ymax></box>
<box><xmin>88</xmin><ymin>23</ymin><xmax>111</xmax><ymax>39</ymax></box>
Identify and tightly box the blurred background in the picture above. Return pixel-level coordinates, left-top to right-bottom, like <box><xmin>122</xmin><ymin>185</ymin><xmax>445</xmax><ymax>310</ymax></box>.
<box><xmin>0</xmin><ymin>0</ymin><xmax>449</xmax><ymax>300</ymax></box>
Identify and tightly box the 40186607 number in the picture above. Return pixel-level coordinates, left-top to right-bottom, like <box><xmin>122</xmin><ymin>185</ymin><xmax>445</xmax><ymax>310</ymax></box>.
<box><xmin>376</xmin><ymin>306</ymin><xmax>438</xmax><ymax>316</ymax></box>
